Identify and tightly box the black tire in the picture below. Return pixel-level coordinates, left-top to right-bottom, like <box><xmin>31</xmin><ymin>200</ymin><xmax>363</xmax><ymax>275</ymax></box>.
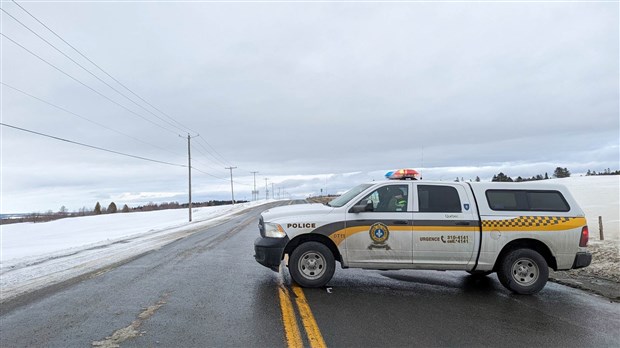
<box><xmin>288</xmin><ymin>242</ymin><xmax>335</xmax><ymax>288</ymax></box>
<box><xmin>497</xmin><ymin>248</ymin><xmax>549</xmax><ymax>295</ymax></box>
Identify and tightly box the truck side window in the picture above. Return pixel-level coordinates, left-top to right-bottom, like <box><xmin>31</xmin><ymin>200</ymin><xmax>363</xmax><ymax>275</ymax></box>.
<box><xmin>357</xmin><ymin>185</ymin><xmax>409</xmax><ymax>212</ymax></box>
<box><xmin>486</xmin><ymin>190</ymin><xmax>570</xmax><ymax>212</ymax></box>
<box><xmin>418</xmin><ymin>185</ymin><xmax>462</xmax><ymax>213</ymax></box>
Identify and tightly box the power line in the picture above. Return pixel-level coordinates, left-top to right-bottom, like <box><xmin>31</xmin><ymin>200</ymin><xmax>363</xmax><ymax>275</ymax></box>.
<box><xmin>0</xmin><ymin>33</ymin><xmax>180</xmax><ymax>136</ymax></box>
<box><xmin>1</xmin><ymin>82</ymin><xmax>183</xmax><ymax>157</ymax></box>
<box><xmin>191</xmin><ymin>166</ymin><xmax>232</xmax><ymax>182</ymax></box>
<box><xmin>191</xmin><ymin>166</ymin><xmax>252</xmax><ymax>187</ymax></box>
<box><xmin>195</xmin><ymin>139</ymin><xmax>233</xmax><ymax>168</ymax></box>
<box><xmin>0</xmin><ymin>7</ymin><xmax>188</xmax><ymax>135</ymax></box>
<box><xmin>5</xmin><ymin>0</ymin><xmax>238</xmax><ymax>169</ymax></box>
<box><xmin>9</xmin><ymin>0</ymin><xmax>193</xmax><ymax>134</ymax></box>
<box><xmin>0</xmin><ymin>122</ymin><xmax>186</xmax><ymax>168</ymax></box>
<box><xmin>190</xmin><ymin>144</ymin><xmax>231</xmax><ymax>174</ymax></box>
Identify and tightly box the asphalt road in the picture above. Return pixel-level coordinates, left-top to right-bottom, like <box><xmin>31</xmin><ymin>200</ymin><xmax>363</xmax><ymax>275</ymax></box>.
<box><xmin>1</xmin><ymin>201</ymin><xmax>618</xmax><ymax>347</ymax></box>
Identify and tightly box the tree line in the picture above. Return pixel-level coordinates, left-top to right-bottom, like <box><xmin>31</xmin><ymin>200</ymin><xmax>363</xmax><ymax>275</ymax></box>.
<box><xmin>491</xmin><ymin>167</ymin><xmax>569</xmax><ymax>182</ymax></box>
<box><xmin>586</xmin><ymin>168</ymin><xmax>620</xmax><ymax>176</ymax></box>
<box><xmin>490</xmin><ymin>167</ymin><xmax>619</xmax><ymax>182</ymax></box>
<box><xmin>1</xmin><ymin>199</ymin><xmax>248</xmax><ymax>225</ymax></box>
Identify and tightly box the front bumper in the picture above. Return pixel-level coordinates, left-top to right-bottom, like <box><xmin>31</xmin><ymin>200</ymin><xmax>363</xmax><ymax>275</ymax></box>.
<box><xmin>254</xmin><ymin>236</ymin><xmax>289</xmax><ymax>272</ymax></box>
<box><xmin>572</xmin><ymin>252</ymin><xmax>592</xmax><ymax>269</ymax></box>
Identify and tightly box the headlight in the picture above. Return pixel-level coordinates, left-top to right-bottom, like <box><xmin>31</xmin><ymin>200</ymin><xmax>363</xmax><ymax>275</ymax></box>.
<box><xmin>264</xmin><ymin>222</ymin><xmax>286</xmax><ymax>238</ymax></box>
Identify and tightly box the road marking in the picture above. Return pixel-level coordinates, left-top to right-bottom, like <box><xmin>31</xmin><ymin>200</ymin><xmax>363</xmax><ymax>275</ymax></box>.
<box><xmin>277</xmin><ymin>269</ymin><xmax>327</xmax><ymax>348</ymax></box>
<box><xmin>277</xmin><ymin>273</ymin><xmax>303</xmax><ymax>348</ymax></box>
<box><xmin>292</xmin><ymin>285</ymin><xmax>327</xmax><ymax>348</ymax></box>
<box><xmin>92</xmin><ymin>292</ymin><xmax>169</xmax><ymax>347</ymax></box>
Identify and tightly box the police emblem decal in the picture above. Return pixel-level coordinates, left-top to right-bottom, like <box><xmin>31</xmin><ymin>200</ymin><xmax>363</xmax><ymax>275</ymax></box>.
<box><xmin>368</xmin><ymin>222</ymin><xmax>391</xmax><ymax>250</ymax></box>
<box><xmin>464</xmin><ymin>203</ymin><xmax>470</xmax><ymax>211</ymax></box>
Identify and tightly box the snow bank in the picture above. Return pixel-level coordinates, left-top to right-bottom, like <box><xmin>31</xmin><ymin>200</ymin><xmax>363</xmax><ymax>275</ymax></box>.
<box><xmin>1</xmin><ymin>201</ymin><xmax>271</xmax><ymax>264</ymax></box>
<box><xmin>0</xmin><ymin>200</ymin><xmax>277</xmax><ymax>303</ymax></box>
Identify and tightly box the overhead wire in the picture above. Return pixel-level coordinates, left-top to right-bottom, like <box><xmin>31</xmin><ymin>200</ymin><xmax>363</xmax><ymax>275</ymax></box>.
<box><xmin>9</xmin><ymin>0</ymin><xmax>234</xmax><ymax>163</ymax></box>
<box><xmin>190</xmin><ymin>138</ymin><xmax>231</xmax><ymax>167</ymax></box>
<box><xmin>1</xmin><ymin>82</ymin><xmax>184</xmax><ymax>157</ymax></box>
<box><xmin>190</xmin><ymin>167</ymin><xmax>230</xmax><ymax>182</ymax></box>
<box><xmin>196</xmin><ymin>137</ymin><xmax>234</xmax><ymax>167</ymax></box>
<box><xmin>0</xmin><ymin>120</ymin><xmax>250</xmax><ymax>188</ymax></box>
<box><xmin>0</xmin><ymin>7</ymin><xmax>189</xmax><ymax>135</ymax></box>
<box><xmin>1</xmin><ymin>122</ymin><xmax>187</xmax><ymax>168</ymax></box>
<box><xmin>190</xmin><ymin>144</ymin><xmax>231</xmax><ymax>174</ymax></box>
<box><xmin>192</xmin><ymin>166</ymin><xmax>253</xmax><ymax>187</ymax></box>
<box><xmin>3</xmin><ymin>0</ymin><xmax>237</xmax><ymax>166</ymax></box>
<box><xmin>4</xmin><ymin>0</ymin><xmax>245</xmax><ymax>178</ymax></box>
<box><xmin>10</xmin><ymin>0</ymin><xmax>193</xmax><ymax>135</ymax></box>
<box><xmin>0</xmin><ymin>32</ymin><xmax>180</xmax><ymax>136</ymax></box>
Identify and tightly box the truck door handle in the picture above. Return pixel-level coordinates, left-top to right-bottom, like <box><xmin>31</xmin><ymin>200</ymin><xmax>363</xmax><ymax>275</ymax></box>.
<box><xmin>455</xmin><ymin>221</ymin><xmax>470</xmax><ymax>226</ymax></box>
<box><xmin>393</xmin><ymin>220</ymin><xmax>409</xmax><ymax>225</ymax></box>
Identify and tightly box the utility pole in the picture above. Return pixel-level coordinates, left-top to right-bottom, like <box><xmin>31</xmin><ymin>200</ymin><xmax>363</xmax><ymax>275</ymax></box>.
<box><xmin>225</xmin><ymin>166</ymin><xmax>237</xmax><ymax>204</ymax></box>
<box><xmin>265</xmin><ymin>178</ymin><xmax>269</xmax><ymax>200</ymax></box>
<box><xmin>251</xmin><ymin>171</ymin><xmax>259</xmax><ymax>201</ymax></box>
<box><xmin>181</xmin><ymin>133</ymin><xmax>198</xmax><ymax>222</ymax></box>
<box><xmin>272</xmin><ymin>183</ymin><xmax>275</xmax><ymax>200</ymax></box>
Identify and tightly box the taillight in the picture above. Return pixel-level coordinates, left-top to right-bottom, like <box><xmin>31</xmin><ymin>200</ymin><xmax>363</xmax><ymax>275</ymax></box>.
<box><xmin>579</xmin><ymin>226</ymin><xmax>589</xmax><ymax>247</ymax></box>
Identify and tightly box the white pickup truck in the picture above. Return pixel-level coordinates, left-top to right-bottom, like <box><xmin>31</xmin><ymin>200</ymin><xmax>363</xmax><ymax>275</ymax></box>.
<box><xmin>254</xmin><ymin>179</ymin><xmax>592</xmax><ymax>294</ymax></box>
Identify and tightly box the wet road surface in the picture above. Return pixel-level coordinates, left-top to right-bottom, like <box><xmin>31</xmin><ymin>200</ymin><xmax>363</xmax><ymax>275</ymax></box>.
<box><xmin>1</xmin><ymin>201</ymin><xmax>618</xmax><ymax>347</ymax></box>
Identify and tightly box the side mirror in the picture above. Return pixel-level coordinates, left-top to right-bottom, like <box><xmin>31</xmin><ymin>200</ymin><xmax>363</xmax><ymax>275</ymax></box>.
<box><xmin>350</xmin><ymin>200</ymin><xmax>374</xmax><ymax>213</ymax></box>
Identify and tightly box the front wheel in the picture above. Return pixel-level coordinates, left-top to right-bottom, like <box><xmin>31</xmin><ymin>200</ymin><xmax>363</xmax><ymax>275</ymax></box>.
<box><xmin>289</xmin><ymin>242</ymin><xmax>335</xmax><ymax>288</ymax></box>
<box><xmin>497</xmin><ymin>248</ymin><xmax>549</xmax><ymax>295</ymax></box>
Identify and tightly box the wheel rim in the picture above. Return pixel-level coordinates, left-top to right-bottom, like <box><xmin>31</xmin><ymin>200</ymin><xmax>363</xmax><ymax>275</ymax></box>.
<box><xmin>297</xmin><ymin>251</ymin><xmax>326</xmax><ymax>280</ymax></box>
<box><xmin>511</xmin><ymin>257</ymin><xmax>539</xmax><ymax>286</ymax></box>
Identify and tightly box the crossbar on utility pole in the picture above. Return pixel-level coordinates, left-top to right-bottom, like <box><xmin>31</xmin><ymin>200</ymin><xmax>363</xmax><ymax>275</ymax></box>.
<box><xmin>226</xmin><ymin>166</ymin><xmax>237</xmax><ymax>204</ymax></box>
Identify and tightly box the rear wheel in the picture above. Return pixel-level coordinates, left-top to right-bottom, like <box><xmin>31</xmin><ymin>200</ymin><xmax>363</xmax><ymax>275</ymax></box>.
<box><xmin>497</xmin><ymin>248</ymin><xmax>548</xmax><ymax>295</ymax></box>
<box><xmin>289</xmin><ymin>242</ymin><xmax>335</xmax><ymax>288</ymax></box>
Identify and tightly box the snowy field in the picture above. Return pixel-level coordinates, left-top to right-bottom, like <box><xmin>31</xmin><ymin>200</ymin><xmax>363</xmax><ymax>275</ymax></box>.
<box><xmin>0</xmin><ymin>175</ymin><xmax>618</xmax><ymax>303</ymax></box>
<box><xmin>540</xmin><ymin>176</ymin><xmax>619</xmax><ymax>241</ymax></box>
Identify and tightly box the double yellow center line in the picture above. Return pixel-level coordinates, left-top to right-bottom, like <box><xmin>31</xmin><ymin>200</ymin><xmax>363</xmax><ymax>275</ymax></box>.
<box><xmin>277</xmin><ymin>271</ymin><xmax>327</xmax><ymax>348</ymax></box>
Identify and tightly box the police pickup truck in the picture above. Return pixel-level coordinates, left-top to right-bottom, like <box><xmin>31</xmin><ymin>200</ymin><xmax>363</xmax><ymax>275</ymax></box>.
<box><xmin>254</xmin><ymin>173</ymin><xmax>592</xmax><ymax>294</ymax></box>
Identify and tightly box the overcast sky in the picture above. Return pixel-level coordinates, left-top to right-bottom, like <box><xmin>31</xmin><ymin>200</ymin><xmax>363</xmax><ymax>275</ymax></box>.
<box><xmin>1</xmin><ymin>0</ymin><xmax>618</xmax><ymax>214</ymax></box>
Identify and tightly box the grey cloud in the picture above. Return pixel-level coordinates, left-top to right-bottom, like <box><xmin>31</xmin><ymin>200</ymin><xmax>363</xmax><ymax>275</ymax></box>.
<box><xmin>1</xmin><ymin>2</ymin><xmax>617</xmax><ymax>213</ymax></box>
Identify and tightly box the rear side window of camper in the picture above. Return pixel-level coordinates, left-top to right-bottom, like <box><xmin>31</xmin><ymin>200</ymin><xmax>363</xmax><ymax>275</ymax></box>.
<box><xmin>486</xmin><ymin>190</ymin><xmax>570</xmax><ymax>212</ymax></box>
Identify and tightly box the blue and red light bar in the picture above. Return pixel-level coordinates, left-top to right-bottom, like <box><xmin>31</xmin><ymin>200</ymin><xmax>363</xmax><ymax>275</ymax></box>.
<box><xmin>385</xmin><ymin>168</ymin><xmax>420</xmax><ymax>180</ymax></box>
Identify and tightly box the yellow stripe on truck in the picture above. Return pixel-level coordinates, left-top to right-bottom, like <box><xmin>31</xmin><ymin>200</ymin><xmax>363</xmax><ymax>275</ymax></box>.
<box><xmin>481</xmin><ymin>216</ymin><xmax>586</xmax><ymax>232</ymax></box>
<box><xmin>328</xmin><ymin>225</ymin><xmax>480</xmax><ymax>246</ymax></box>
<box><xmin>327</xmin><ymin>217</ymin><xmax>585</xmax><ymax>245</ymax></box>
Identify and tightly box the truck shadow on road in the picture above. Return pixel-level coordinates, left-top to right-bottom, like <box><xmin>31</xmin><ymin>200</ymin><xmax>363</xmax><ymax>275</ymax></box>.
<box><xmin>376</xmin><ymin>270</ymin><xmax>502</xmax><ymax>294</ymax></box>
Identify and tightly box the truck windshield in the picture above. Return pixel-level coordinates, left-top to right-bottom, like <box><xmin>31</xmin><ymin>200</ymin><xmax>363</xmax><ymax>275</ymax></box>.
<box><xmin>328</xmin><ymin>184</ymin><xmax>373</xmax><ymax>207</ymax></box>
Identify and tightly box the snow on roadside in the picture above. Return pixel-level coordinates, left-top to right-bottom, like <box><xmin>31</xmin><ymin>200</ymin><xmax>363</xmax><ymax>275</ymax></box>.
<box><xmin>1</xmin><ymin>201</ymin><xmax>268</xmax><ymax>265</ymax></box>
<box><xmin>0</xmin><ymin>200</ymin><xmax>275</xmax><ymax>303</ymax></box>
<box><xmin>575</xmin><ymin>240</ymin><xmax>620</xmax><ymax>283</ymax></box>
